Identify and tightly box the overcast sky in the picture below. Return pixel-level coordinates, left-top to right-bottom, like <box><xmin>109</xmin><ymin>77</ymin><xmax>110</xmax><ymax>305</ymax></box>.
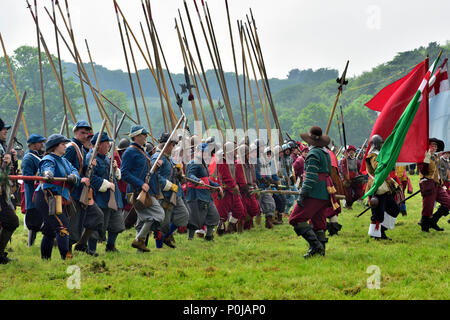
<box><xmin>1</xmin><ymin>0</ymin><xmax>449</xmax><ymax>79</ymax></box>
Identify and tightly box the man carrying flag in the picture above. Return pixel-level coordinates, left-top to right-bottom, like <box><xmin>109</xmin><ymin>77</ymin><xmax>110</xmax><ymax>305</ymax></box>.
<box><xmin>362</xmin><ymin>55</ymin><xmax>442</xmax><ymax>238</ymax></box>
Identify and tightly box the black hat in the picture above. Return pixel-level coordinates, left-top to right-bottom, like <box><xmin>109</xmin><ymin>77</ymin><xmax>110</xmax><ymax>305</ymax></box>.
<box><xmin>158</xmin><ymin>132</ymin><xmax>177</xmax><ymax>144</ymax></box>
<box><xmin>45</xmin><ymin>134</ymin><xmax>70</xmax><ymax>152</ymax></box>
<box><xmin>300</xmin><ymin>126</ymin><xmax>330</xmax><ymax>147</ymax></box>
<box><xmin>0</xmin><ymin>118</ymin><xmax>11</xmax><ymax>131</ymax></box>
<box><xmin>90</xmin><ymin>132</ymin><xmax>112</xmax><ymax>145</ymax></box>
<box><xmin>429</xmin><ymin>138</ymin><xmax>444</xmax><ymax>152</ymax></box>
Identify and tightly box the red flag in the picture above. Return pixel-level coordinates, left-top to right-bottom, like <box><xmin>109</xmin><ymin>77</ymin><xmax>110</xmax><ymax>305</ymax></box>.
<box><xmin>361</xmin><ymin>59</ymin><xmax>429</xmax><ymax>173</ymax></box>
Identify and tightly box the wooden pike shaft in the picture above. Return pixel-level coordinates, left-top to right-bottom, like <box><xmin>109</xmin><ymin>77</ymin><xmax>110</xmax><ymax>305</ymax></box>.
<box><xmin>123</xmin><ymin>19</ymin><xmax>153</xmax><ymax>139</ymax></box>
<box><xmin>0</xmin><ymin>32</ymin><xmax>29</xmax><ymax>138</ymax></box>
<box><xmin>35</xmin><ymin>0</ymin><xmax>47</xmax><ymax>137</ymax></box>
<box><xmin>326</xmin><ymin>91</ymin><xmax>341</xmax><ymax>135</ymax></box>
<box><xmin>183</xmin><ymin>0</ymin><xmax>223</xmax><ymax>134</ymax></box>
<box><xmin>242</xmin><ymin>23</ymin><xmax>269</xmax><ymax>135</ymax></box>
<box><xmin>175</xmin><ymin>20</ymin><xmax>199</xmax><ymax>122</ymax></box>
<box><xmin>225</xmin><ymin>0</ymin><xmax>245</xmax><ymax>131</ymax></box>
<box><xmin>239</xmin><ymin>22</ymin><xmax>248</xmax><ymax>132</ymax></box>
<box><xmin>84</xmin><ymin>39</ymin><xmax>113</xmax><ymax>138</ymax></box>
<box><xmin>238</xmin><ymin>22</ymin><xmax>258</xmax><ymax>134</ymax></box>
<box><xmin>113</xmin><ymin>4</ymin><xmax>141</xmax><ymax>125</ymax></box>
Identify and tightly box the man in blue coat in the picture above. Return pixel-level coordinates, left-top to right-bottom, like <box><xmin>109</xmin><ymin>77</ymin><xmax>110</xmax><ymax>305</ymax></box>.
<box><xmin>85</xmin><ymin>132</ymin><xmax>125</xmax><ymax>254</ymax></box>
<box><xmin>21</xmin><ymin>134</ymin><xmax>46</xmax><ymax>247</ymax></box>
<box><xmin>151</xmin><ymin>133</ymin><xmax>189</xmax><ymax>249</ymax></box>
<box><xmin>186</xmin><ymin>143</ymin><xmax>222</xmax><ymax>241</ymax></box>
<box><xmin>121</xmin><ymin>125</ymin><xmax>165</xmax><ymax>252</ymax></box>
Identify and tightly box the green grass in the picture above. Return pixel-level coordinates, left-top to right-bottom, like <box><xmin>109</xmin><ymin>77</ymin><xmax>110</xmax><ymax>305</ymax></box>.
<box><xmin>0</xmin><ymin>175</ymin><xmax>448</xmax><ymax>300</ymax></box>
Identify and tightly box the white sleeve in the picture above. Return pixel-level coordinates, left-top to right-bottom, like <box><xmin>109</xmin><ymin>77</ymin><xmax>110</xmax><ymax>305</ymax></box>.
<box><xmin>98</xmin><ymin>179</ymin><xmax>111</xmax><ymax>192</ymax></box>
<box><xmin>163</xmin><ymin>180</ymin><xmax>173</xmax><ymax>191</ymax></box>
<box><xmin>115</xmin><ymin>168</ymin><xmax>122</xmax><ymax>180</ymax></box>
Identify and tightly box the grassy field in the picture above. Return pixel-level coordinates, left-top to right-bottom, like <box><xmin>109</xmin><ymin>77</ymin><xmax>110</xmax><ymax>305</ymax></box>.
<box><xmin>0</xmin><ymin>174</ymin><xmax>448</xmax><ymax>300</ymax></box>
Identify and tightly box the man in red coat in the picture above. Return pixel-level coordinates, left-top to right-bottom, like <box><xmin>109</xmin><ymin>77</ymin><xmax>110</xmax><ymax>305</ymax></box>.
<box><xmin>235</xmin><ymin>144</ymin><xmax>261</xmax><ymax>230</ymax></box>
<box><xmin>215</xmin><ymin>142</ymin><xmax>246</xmax><ymax>234</ymax></box>
<box><xmin>340</xmin><ymin>145</ymin><xmax>364</xmax><ymax>209</ymax></box>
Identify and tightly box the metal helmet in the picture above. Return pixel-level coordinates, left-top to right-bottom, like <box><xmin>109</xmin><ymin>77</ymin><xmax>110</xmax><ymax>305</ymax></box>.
<box><xmin>117</xmin><ymin>138</ymin><xmax>130</xmax><ymax>151</ymax></box>
<box><xmin>282</xmin><ymin>143</ymin><xmax>290</xmax><ymax>151</ymax></box>
<box><xmin>263</xmin><ymin>146</ymin><xmax>271</xmax><ymax>154</ymax></box>
<box><xmin>288</xmin><ymin>141</ymin><xmax>297</xmax><ymax>149</ymax></box>
<box><xmin>370</xmin><ymin>135</ymin><xmax>383</xmax><ymax>151</ymax></box>
<box><xmin>145</xmin><ymin>142</ymin><xmax>155</xmax><ymax>154</ymax></box>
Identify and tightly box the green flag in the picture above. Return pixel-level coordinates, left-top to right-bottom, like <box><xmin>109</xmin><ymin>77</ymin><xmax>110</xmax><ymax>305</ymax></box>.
<box><xmin>362</xmin><ymin>58</ymin><xmax>436</xmax><ymax>199</ymax></box>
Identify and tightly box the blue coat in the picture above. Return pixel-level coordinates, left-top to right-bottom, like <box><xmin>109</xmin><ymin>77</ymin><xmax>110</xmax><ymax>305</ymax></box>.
<box><xmin>151</xmin><ymin>151</ymin><xmax>183</xmax><ymax>199</ymax></box>
<box><xmin>36</xmin><ymin>153</ymin><xmax>80</xmax><ymax>201</ymax></box>
<box><xmin>121</xmin><ymin>143</ymin><xmax>159</xmax><ymax>196</ymax></box>
<box><xmin>63</xmin><ymin>138</ymin><xmax>87</xmax><ymax>201</ymax></box>
<box><xmin>21</xmin><ymin>150</ymin><xmax>41</xmax><ymax>210</ymax></box>
<box><xmin>255</xmin><ymin>158</ymin><xmax>279</xmax><ymax>189</ymax></box>
<box><xmin>86</xmin><ymin>151</ymin><xmax>123</xmax><ymax>210</ymax></box>
<box><xmin>186</xmin><ymin>158</ymin><xmax>219</xmax><ymax>202</ymax></box>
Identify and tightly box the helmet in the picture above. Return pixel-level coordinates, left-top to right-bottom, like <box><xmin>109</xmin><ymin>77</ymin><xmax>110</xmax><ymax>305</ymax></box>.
<box><xmin>370</xmin><ymin>135</ymin><xmax>383</xmax><ymax>151</ymax></box>
<box><xmin>117</xmin><ymin>138</ymin><xmax>130</xmax><ymax>151</ymax></box>
<box><xmin>282</xmin><ymin>143</ymin><xmax>289</xmax><ymax>151</ymax></box>
<box><xmin>145</xmin><ymin>142</ymin><xmax>155</xmax><ymax>154</ymax></box>
<box><xmin>264</xmin><ymin>146</ymin><xmax>271</xmax><ymax>154</ymax></box>
<box><xmin>288</xmin><ymin>141</ymin><xmax>297</xmax><ymax>149</ymax></box>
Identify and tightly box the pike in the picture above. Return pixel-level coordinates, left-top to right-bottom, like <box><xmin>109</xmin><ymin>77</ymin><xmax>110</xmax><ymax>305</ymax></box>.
<box><xmin>2</xmin><ymin>91</ymin><xmax>27</xmax><ymax>162</ymax></box>
<box><xmin>357</xmin><ymin>190</ymin><xmax>421</xmax><ymax>218</ymax></box>
<box><xmin>340</xmin><ymin>104</ymin><xmax>350</xmax><ymax>178</ymax></box>
<box><xmin>79</xmin><ymin>119</ymin><xmax>107</xmax><ymax>207</ymax></box>
<box><xmin>0</xmin><ymin>33</ymin><xmax>29</xmax><ymax>139</ymax></box>
<box><xmin>59</xmin><ymin>115</ymin><xmax>67</xmax><ymax>135</ymax></box>
<box><xmin>107</xmin><ymin>114</ymin><xmax>119</xmax><ymax>211</ymax></box>
<box><xmin>34</xmin><ymin>0</ymin><xmax>47</xmax><ymax>137</ymax></box>
<box><xmin>325</xmin><ymin>60</ymin><xmax>349</xmax><ymax>135</ymax></box>
<box><xmin>356</xmin><ymin>138</ymin><xmax>368</xmax><ymax>159</ymax></box>
<box><xmin>26</xmin><ymin>2</ymin><xmax>77</xmax><ymax>124</ymax></box>
<box><xmin>113</xmin><ymin>1</ymin><xmax>141</xmax><ymax>125</ymax></box>
<box><xmin>176</xmin><ymin>15</ymin><xmax>209</xmax><ymax>130</ymax></box>
<box><xmin>240</xmin><ymin>22</ymin><xmax>248</xmax><ymax>132</ymax></box>
<box><xmin>183</xmin><ymin>0</ymin><xmax>223</xmax><ymax>135</ymax></box>
<box><xmin>336</xmin><ymin>114</ymin><xmax>343</xmax><ymax>148</ymax></box>
<box><xmin>225</xmin><ymin>0</ymin><xmax>245</xmax><ymax>131</ymax></box>
<box><xmin>136</xmin><ymin>114</ymin><xmax>186</xmax><ymax>210</ymax></box>
<box><xmin>122</xmin><ymin>20</ymin><xmax>153</xmax><ymax>137</ymax></box>
<box><xmin>201</xmin><ymin>1</ymin><xmax>237</xmax><ymax>134</ymax></box>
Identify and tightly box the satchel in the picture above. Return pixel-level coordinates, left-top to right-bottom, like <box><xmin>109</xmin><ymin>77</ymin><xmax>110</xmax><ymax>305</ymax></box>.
<box><xmin>419</xmin><ymin>179</ymin><xmax>435</xmax><ymax>197</ymax></box>
<box><xmin>133</xmin><ymin>190</ymin><xmax>153</xmax><ymax>212</ymax></box>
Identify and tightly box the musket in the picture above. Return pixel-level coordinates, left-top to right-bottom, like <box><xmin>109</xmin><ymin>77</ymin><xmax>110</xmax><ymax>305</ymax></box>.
<box><xmin>136</xmin><ymin>114</ymin><xmax>186</xmax><ymax>209</ymax></box>
<box><xmin>79</xmin><ymin>119</ymin><xmax>107</xmax><ymax>207</ymax></box>
<box><xmin>107</xmin><ymin>114</ymin><xmax>119</xmax><ymax>211</ymax></box>
<box><xmin>35</xmin><ymin>0</ymin><xmax>47</xmax><ymax>137</ymax></box>
<box><xmin>357</xmin><ymin>190</ymin><xmax>421</xmax><ymax>218</ymax></box>
<box><xmin>183</xmin><ymin>176</ymin><xmax>221</xmax><ymax>191</ymax></box>
<box><xmin>8</xmin><ymin>175</ymin><xmax>68</xmax><ymax>182</ymax></box>
<box><xmin>0</xmin><ymin>33</ymin><xmax>29</xmax><ymax>139</ymax></box>
<box><xmin>325</xmin><ymin>60</ymin><xmax>349</xmax><ymax>135</ymax></box>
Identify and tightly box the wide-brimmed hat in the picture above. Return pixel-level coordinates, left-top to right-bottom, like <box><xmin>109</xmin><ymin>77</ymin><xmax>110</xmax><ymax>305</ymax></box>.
<box><xmin>300</xmin><ymin>126</ymin><xmax>330</xmax><ymax>147</ymax></box>
<box><xmin>429</xmin><ymin>138</ymin><xmax>444</xmax><ymax>152</ymax></box>
<box><xmin>0</xmin><ymin>118</ymin><xmax>11</xmax><ymax>131</ymax></box>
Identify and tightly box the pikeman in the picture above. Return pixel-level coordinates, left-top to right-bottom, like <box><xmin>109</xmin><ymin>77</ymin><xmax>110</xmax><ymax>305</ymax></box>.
<box><xmin>64</xmin><ymin>121</ymin><xmax>104</xmax><ymax>257</ymax></box>
<box><xmin>281</xmin><ymin>141</ymin><xmax>299</xmax><ymax>216</ymax></box>
<box><xmin>340</xmin><ymin>145</ymin><xmax>364</xmax><ymax>209</ymax></box>
<box><xmin>365</xmin><ymin>135</ymin><xmax>400</xmax><ymax>240</ymax></box>
<box><xmin>20</xmin><ymin>134</ymin><xmax>46</xmax><ymax>247</ymax></box>
<box><xmin>151</xmin><ymin>133</ymin><xmax>189</xmax><ymax>249</ymax></box>
<box><xmin>121</xmin><ymin>125</ymin><xmax>165</xmax><ymax>252</ymax></box>
<box><xmin>185</xmin><ymin>143</ymin><xmax>223</xmax><ymax>241</ymax></box>
<box><xmin>271</xmin><ymin>145</ymin><xmax>286</xmax><ymax>225</ymax></box>
<box><xmin>34</xmin><ymin>134</ymin><xmax>80</xmax><ymax>260</ymax></box>
<box><xmin>117</xmin><ymin>138</ymin><xmax>135</xmax><ymax>230</ymax></box>
<box><xmin>417</xmin><ymin>138</ymin><xmax>450</xmax><ymax>232</ymax></box>
<box><xmin>289</xmin><ymin>126</ymin><xmax>338</xmax><ymax>258</ymax></box>
<box><xmin>85</xmin><ymin>132</ymin><xmax>125</xmax><ymax>254</ymax></box>
<box><xmin>255</xmin><ymin>140</ymin><xmax>279</xmax><ymax>229</ymax></box>
<box><xmin>215</xmin><ymin>141</ymin><xmax>246</xmax><ymax>234</ymax></box>
<box><xmin>439</xmin><ymin>149</ymin><xmax>450</xmax><ymax>224</ymax></box>
<box><xmin>63</xmin><ymin>121</ymin><xmax>92</xmax><ymax>256</ymax></box>
<box><xmin>235</xmin><ymin>144</ymin><xmax>261</xmax><ymax>230</ymax></box>
<box><xmin>0</xmin><ymin>118</ymin><xmax>20</xmax><ymax>264</ymax></box>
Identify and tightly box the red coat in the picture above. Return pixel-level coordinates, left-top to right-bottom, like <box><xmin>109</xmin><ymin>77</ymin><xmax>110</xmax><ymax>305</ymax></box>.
<box><xmin>217</xmin><ymin>158</ymin><xmax>237</xmax><ymax>191</ymax></box>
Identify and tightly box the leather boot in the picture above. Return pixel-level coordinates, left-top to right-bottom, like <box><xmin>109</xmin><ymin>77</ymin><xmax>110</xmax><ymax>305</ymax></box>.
<box><xmin>314</xmin><ymin>230</ymin><xmax>328</xmax><ymax>255</ymax></box>
<box><xmin>74</xmin><ymin>229</ymin><xmax>98</xmax><ymax>256</ymax></box>
<box><xmin>163</xmin><ymin>235</ymin><xmax>176</xmax><ymax>249</ymax></box>
<box><xmin>272</xmin><ymin>211</ymin><xmax>282</xmax><ymax>225</ymax></box>
<box><xmin>265</xmin><ymin>216</ymin><xmax>274</xmax><ymax>229</ymax></box>
<box><xmin>419</xmin><ymin>216</ymin><xmax>431</xmax><ymax>232</ymax></box>
<box><xmin>255</xmin><ymin>215</ymin><xmax>262</xmax><ymax>226</ymax></box>
<box><xmin>227</xmin><ymin>222</ymin><xmax>237</xmax><ymax>234</ymax></box>
<box><xmin>429</xmin><ymin>206</ymin><xmax>448</xmax><ymax>231</ymax></box>
<box><xmin>237</xmin><ymin>220</ymin><xmax>244</xmax><ymax>233</ymax></box>
<box><xmin>217</xmin><ymin>220</ymin><xmax>226</xmax><ymax>236</ymax></box>
<box><xmin>293</xmin><ymin>222</ymin><xmax>324</xmax><ymax>258</ymax></box>
<box><xmin>0</xmin><ymin>229</ymin><xmax>14</xmax><ymax>264</ymax></box>
<box><xmin>380</xmin><ymin>226</ymin><xmax>392</xmax><ymax>240</ymax></box>
<box><xmin>27</xmin><ymin>230</ymin><xmax>37</xmax><ymax>247</ymax></box>
<box><xmin>132</xmin><ymin>237</ymin><xmax>150</xmax><ymax>252</ymax></box>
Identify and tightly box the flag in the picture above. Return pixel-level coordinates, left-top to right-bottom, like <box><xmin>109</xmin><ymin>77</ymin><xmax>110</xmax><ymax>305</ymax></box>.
<box><xmin>362</xmin><ymin>57</ymin><xmax>437</xmax><ymax>199</ymax></box>
<box><xmin>361</xmin><ymin>59</ymin><xmax>429</xmax><ymax>173</ymax></box>
<box><xmin>429</xmin><ymin>58</ymin><xmax>450</xmax><ymax>150</ymax></box>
